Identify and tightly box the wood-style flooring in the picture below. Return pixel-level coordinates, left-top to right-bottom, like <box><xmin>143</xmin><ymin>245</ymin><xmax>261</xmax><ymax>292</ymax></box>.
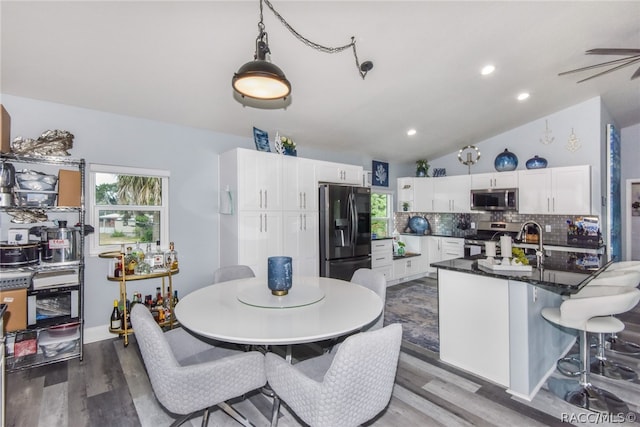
<box><xmin>5</xmin><ymin>278</ymin><xmax>640</xmax><ymax>427</ymax></box>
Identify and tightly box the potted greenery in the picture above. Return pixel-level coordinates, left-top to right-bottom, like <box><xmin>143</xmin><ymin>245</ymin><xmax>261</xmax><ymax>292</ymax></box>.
<box><xmin>402</xmin><ymin>202</ymin><xmax>410</xmax><ymax>211</ymax></box>
<box><xmin>416</xmin><ymin>160</ymin><xmax>429</xmax><ymax>177</ymax></box>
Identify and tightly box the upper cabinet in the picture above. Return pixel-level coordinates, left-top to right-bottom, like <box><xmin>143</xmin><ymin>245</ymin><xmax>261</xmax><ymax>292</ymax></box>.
<box><xmin>413</xmin><ymin>177</ymin><xmax>435</xmax><ymax>212</ymax></box>
<box><xmin>315</xmin><ymin>160</ymin><xmax>362</xmax><ymax>185</ymax></box>
<box><xmin>234</xmin><ymin>149</ymin><xmax>282</xmax><ymax>212</ymax></box>
<box><xmin>470</xmin><ymin>171</ymin><xmax>518</xmax><ymax>190</ymax></box>
<box><xmin>518</xmin><ymin>165</ymin><xmax>591</xmax><ymax>215</ymax></box>
<box><xmin>433</xmin><ymin>175</ymin><xmax>471</xmax><ymax>213</ymax></box>
<box><xmin>282</xmin><ymin>157</ymin><xmax>317</xmax><ymax>212</ymax></box>
<box><xmin>399</xmin><ymin>176</ymin><xmax>469</xmax><ymax>213</ymax></box>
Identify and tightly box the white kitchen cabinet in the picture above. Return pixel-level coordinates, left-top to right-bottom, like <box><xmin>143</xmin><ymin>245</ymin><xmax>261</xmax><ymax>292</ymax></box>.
<box><xmin>426</xmin><ymin>236</ymin><xmax>464</xmax><ymax>273</ymax></box>
<box><xmin>392</xmin><ymin>255</ymin><xmax>427</xmax><ymax>280</ymax></box>
<box><xmin>315</xmin><ymin>160</ymin><xmax>362</xmax><ymax>185</ymax></box>
<box><xmin>433</xmin><ymin>175</ymin><xmax>471</xmax><ymax>213</ymax></box>
<box><xmin>518</xmin><ymin>165</ymin><xmax>591</xmax><ymax>215</ymax></box>
<box><xmin>235</xmin><ymin>149</ymin><xmax>282</xmax><ymax>211</ymax></box>
<box><xmin>282</xmin><ymin>156</ymin><xmax>317</xmax><ymax>212</ymax></box>
<box><xmin>283</xmin><ymin>211</ymin><xmax>318</xmax><ymax>277</ymax></box>
<box><xmin>471</xmin><ymin>171</ymin><xmax>518</xmax><ymax>190</ymax></box>
<box><xmin>234</xmin><ymin>211</ymin><xmax>283</xmax><ymax>278</ymax></box>
<box><xmin>413</xmin><ymin>177</ymin><xmax>435</xmax><ymax>212</ymax></box>
<box><xmin>371</xmin><ymin>239</ymin><xmax>393</xmax><ymax>281</ymax></box>
<box><xmin>397</xmin><ymin>177</ymin><xmax>414</xmax><ymax>212</ymax></box>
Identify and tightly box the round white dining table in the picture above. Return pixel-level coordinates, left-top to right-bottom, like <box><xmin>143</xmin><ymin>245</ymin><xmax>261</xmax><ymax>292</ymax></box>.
<box><xmin>174</xmin><ymin>276</ymin><xmax>383</xmax><ymax>346</ymax></box>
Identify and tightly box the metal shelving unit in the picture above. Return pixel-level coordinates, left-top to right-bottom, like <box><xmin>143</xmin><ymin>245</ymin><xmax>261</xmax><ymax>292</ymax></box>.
<box><xmin>1</xmin><ymin>153</ymin><xmax>85</xmax><ymax>372</ymax></box>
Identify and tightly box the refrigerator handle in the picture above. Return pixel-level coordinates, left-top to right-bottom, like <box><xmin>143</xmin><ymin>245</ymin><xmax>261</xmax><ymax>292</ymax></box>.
<box><xmin>350</xmin><ymin>191</ymin><xmax>357</xmax><ymax>246</ymax></box>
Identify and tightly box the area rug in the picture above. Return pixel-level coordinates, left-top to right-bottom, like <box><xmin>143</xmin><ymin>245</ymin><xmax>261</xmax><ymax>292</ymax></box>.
<box><xmin>384</xmin><ymin>278</ymin><xmax>439</xmax><ymax>353</ymax></box>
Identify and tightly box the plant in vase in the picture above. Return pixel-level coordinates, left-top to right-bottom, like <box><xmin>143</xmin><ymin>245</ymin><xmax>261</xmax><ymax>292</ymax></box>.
<box><xmin>395</xmin><ymin>241</ymin><xmax>406</xmax><ymax>256</ymax></box>
<box><xmin>280</xmin><ymin>136</ymin><xmax>297</xmax><ymax>156</ymax></box>
<box><xmin>402</xmin><ymin>202</ymin><xmax>410</xmax><ymax>211</ymax></box>
<box><xmin>416</xmin><ymin>159</ymin><xmax>429</xmax><ymax>177</ymax></box>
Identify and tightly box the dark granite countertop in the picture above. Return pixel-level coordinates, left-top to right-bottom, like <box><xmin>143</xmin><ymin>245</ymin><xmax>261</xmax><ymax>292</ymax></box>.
<box><xmin>393</xmin><ymin>252</ymin><xmax>421</xmax><ymax>260</ymax></box>
<box><xmin>431</xmin><ymin>254</ymin><xmax>613</xmax><ymax>295</ymax></box>
<box><xmin>371</xmin><ymin>237</ymin><xmax>394</xmax><ymax>240</ymax></box>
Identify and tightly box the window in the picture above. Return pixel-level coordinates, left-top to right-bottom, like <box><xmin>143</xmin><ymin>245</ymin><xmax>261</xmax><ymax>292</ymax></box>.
<box><xmin>88</xmin><ymin>164</ymin><xmax>169</xmax><ymax>256</ymax></box>
<box><xmin>371</xmin><ymin>191</ymin><xmax>393</xmax><ymax>238</ymax></box>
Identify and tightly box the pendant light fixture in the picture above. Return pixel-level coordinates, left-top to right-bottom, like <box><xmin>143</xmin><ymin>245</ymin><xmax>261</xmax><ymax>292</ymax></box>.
<box><xmin>232</xmin><ymin>0</ymin><xmax>372</xmax><ymax>105</ymax></box>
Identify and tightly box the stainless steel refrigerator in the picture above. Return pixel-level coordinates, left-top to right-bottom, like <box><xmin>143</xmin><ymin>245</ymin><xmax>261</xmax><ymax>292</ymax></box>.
<box><xmin>319</xmin><ymin>184</ymin><xmax>371</xmax><ymax>280</ymax></box>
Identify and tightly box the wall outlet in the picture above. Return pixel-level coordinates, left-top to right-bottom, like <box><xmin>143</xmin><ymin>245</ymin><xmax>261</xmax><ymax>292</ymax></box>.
<box><xmin>471</xmin><ymin>222</ymin><xmax>476</xmax><ymax>229</ymax></box>
<box><xmin>545</xmin><ymin>225</ymin><xmax>551</xmax><ymax>232</ymax></box>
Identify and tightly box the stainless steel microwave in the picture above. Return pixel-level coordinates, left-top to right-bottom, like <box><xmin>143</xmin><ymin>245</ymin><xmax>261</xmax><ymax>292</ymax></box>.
<box><xmin>470</xmin><ymin>188</ymin><xmax>518</xmax><ymax>211</ymax></box>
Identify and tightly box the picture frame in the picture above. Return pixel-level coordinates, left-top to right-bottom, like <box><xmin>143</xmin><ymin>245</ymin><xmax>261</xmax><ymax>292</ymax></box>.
<box><xmin>372</xmin><ymin>160</ymin><xmax>389</xmax><ymax>187</ymax></box>
<box><xmin>253</xmin><ymin>127</ymin><xmax>271</xmax><ymax>152</ymax></box>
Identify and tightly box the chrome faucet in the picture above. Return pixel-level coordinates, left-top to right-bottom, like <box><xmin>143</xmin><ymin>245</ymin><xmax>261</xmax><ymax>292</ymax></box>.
<box><xmin>517</xmin><ymin>221</ymin><xmax>544</xmax><ymax>267</ymax></box>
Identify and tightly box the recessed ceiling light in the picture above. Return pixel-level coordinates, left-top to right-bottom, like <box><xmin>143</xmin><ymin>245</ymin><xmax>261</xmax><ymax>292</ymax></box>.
<box><xmin>481</xmin><ymin>64</ymin><xmax>495</xmax><ymax>75</ymax></box>
<box><xmin>407</xmin><ymin>129</ymin><xmax>417</xmax><ymax>136</ymax></box>
<box><xmin>517</xmin><ymin>92</ymin><xmax>530</xmax><ymax>101</ymax></box>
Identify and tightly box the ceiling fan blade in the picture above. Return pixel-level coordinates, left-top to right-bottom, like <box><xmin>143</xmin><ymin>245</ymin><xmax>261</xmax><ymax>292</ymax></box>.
<box><xmin>586</xmin><ymin>48</ymin><xmax>640</xmax><ymax>56</ymax></box>
<box><xmin>576</xmin><ymin>57</ymin><xmax>640</xmax><ymax>83</ymax></box>
<box><xmin>558</xmin><ymin>54</ymin><xmax>640</xmax><ymax>76</ymax></box>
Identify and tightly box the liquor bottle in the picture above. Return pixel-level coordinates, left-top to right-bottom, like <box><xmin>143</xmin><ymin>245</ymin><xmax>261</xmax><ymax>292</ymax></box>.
<box><xmin>164</xmin><ymin>241</ymin><xmax>179</xmax><ymax>270</ymax></box>
<box><xmin>135</xmin><ymin>244</ymin><xmax>151</xmax><ymax>275</ymax></box>
<box><xmin>110</xmin><ymin>299</ymin><xmax>121</xmax><ymax>330</ymax></box>
<box><xmin>124</xmin><ymin>246</ymin><xmax>137</xmax><ymax>275</ymax></box>
<box><xmin>152</xmin><ymin>240</ymin><xmax>165</xmax><ymax>271</ymax></box>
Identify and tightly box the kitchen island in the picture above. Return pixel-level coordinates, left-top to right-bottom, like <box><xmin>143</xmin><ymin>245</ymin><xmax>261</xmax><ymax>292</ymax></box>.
<box><xmin>431</xmin><ymin>255</ymin><xmax>612</xmax><ymax>401</ymax></box>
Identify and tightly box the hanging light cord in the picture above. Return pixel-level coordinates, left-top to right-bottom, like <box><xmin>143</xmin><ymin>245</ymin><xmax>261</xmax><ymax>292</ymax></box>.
<box><xmin>260</xmin><ymin>0</ymin><xmax>372</xmax><ymax>79</ymax></box>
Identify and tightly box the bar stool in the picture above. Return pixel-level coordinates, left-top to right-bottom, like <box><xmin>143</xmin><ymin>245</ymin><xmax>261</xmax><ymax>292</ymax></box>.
<box><xmin>582</xmin><ymin>270</ymin><xmax>640</xmax><ymax>380</ymax></box>
<box><xmin>596</xmin><ymin>268</ymin><xmax>640</xmax><ymax>356</ymax></box>
<box><xmin>541</xmin><ymin>285</ymin><xmax>640</xmax><ymax>413</ymax></box>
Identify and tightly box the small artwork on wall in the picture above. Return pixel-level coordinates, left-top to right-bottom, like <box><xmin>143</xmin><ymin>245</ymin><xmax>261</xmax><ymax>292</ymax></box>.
<box><xmin>253</xmin><ymin>127</ymin><xmax>271</xmax><ymax>152</ymax></box>
<box><xmin>372</xmin><ymin>160</ymin><xmax>389</xmax><ymax>187</ymax></box>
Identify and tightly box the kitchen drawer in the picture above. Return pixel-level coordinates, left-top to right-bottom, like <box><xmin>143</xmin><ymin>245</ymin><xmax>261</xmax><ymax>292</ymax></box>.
<box><xmin>371</xmin><ymin>239</ymin><xmax>393</xmax><ymax>255</ymax></box>
<box><xmin>372</xmin><ymin>251</ymin><xmax>393</xmax><ymax>267</ymax></box>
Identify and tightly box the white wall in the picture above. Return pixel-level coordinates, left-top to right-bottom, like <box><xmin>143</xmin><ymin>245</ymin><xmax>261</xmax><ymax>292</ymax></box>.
<box><xmin>1</xmin><ymin>94</ymin><xmax>409</xmax><ymax>333</ymax></box>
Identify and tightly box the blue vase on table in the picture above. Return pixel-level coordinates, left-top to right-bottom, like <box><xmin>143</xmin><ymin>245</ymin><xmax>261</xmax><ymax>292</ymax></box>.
<box><xmin>268</xmin><ymin>256</ymin><xmax>293</xmax><ymax>296</ymax></box>
<box><xmin>494</xmin><ymin>149</ymin><xmax>518</xmax><ymax>172</ymax></box>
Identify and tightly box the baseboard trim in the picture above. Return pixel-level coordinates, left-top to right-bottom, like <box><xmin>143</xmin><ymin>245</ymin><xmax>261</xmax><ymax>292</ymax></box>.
<box><xmin>84</xmin><ymin>324</ymin><xmax>115</xmax><ymax>343</ymax></box>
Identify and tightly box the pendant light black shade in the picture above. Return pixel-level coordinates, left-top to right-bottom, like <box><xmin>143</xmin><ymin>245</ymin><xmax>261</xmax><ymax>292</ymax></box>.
<box><xmin>232</xmin><ymin>59</ymin><xmax>291</xmax><ymax>100</ymax></box>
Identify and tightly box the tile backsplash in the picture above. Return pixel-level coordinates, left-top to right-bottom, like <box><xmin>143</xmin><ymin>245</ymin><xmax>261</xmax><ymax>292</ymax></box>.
<box><xmin>394</xmin><ymin>211</ymin><xmax>600</xmax><ymax>244</ymax></box>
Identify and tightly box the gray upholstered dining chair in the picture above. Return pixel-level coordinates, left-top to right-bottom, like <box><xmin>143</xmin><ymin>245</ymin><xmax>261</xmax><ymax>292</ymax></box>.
<box><xmin>130</xmin><ymin>304</ymin><xmax>266</xmax><ymax>427</ymax></box>
<box><xmin>265</xmin><ymin>323</ymin><xmax>403</xmax><ymax>427</ymax></box>
<box><xmin>350</xmin><ymin>268</ymin><xmax>387</xmax><ymax>331</ymax></box>
<box><xmin>213</xmin><ymin>264</ymin><xmax>255</xmax><ymax>283</ymax></box>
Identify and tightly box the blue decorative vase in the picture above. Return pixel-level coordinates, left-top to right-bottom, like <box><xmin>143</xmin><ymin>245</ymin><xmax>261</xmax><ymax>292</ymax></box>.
<box><xmin>525</xmin><ymin>155</ymin><xmax>548</xmax><ymax>169</ymax></box>
<box><xmin>494</xmin><ymin>149</ymin><xmax>518</xmax><ymax>172</ymax></box>
<box><xmin>284</xmin><ymin>147</ymin><xmax>297</xmax><ymax>156</ymax></box>
<box><xmin>408</xmin><ymin>216</ymin><xmax>429</xmax><ymax>235</ymax></box>
<box><xmin>268</xmin><ymin>256</ymin><xmax>293</xmax><ymax>296</ymax></box>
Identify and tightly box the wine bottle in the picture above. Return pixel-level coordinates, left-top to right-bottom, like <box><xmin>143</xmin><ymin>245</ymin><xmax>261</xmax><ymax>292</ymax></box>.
<box><xmin>110</xmin><ymin>299</ymin><xmax>121</xmax><ymax>330</ymax></box>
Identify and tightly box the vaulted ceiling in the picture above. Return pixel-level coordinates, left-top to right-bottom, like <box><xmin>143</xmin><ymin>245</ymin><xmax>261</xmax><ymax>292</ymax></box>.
<box><xmin>2</xmin><ymin>1</ymin><xmax>639</xmax><ymax>163</ymax></box>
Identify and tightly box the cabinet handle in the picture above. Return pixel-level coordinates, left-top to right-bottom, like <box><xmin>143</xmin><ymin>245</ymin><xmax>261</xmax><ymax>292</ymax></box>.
<box><xmin>265</xmin><ymin>190</ymin><xmax>268</xmax><ymax>209</ymax></box>
<box><xmin>300</xmin><ymin>214</ymin><xmax>303</xmax><ymax>230</ymax></box>
<box><xmin>547</xmin><ymin>198</ymin><xmax>550</xmax><ymax>213</ymax></box>
<box><xmin>259</xmin><ymin>213</ymin><xmax>263</xmax><ymax>232</ymax></box>
<box><xmin>304</xmin><ymin>214</ymin><xmax>307</xmax><ymax>230</ymax></box>
<box><xmin>303</xmin><ymin>192</ymin><xmax>306</xmax><ymax>209</ymax></box>
<box><xmin>552</xmin><ymin>198</ymin><xmax>555</xmax><ymax>212</ymax></box>
<box><xmin>265</xmin><ymin>214</ymin><xmax>268</xmax><ymax>232</ymax></box>
<box><xmin>299</xmin><ymin>192</ymin><xmax>303</xmax><ymax>209</ymax></box>
<box><xmin>259</xmin><ymin>189</ymin><xmax>263</xmax><ymax>209</ymax></box>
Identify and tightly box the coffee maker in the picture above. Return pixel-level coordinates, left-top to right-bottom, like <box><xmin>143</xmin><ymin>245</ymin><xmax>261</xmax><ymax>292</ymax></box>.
<box><xmin>0</xmin><ymin>161</ymin><xmax>16</xmax><ymax>206</ymax></box>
